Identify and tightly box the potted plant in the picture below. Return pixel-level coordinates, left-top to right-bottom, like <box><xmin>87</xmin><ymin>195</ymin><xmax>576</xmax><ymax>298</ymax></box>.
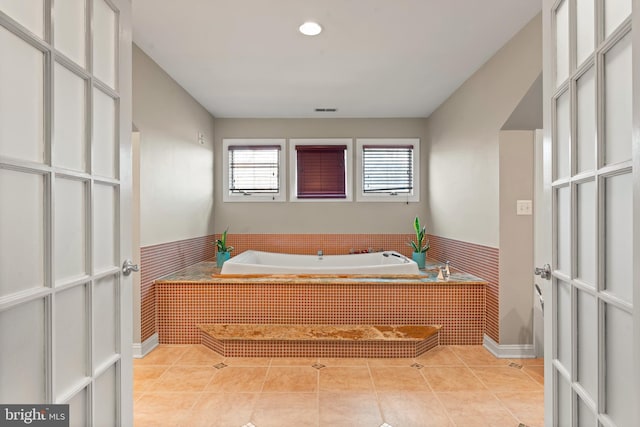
<box><xmin>408</xmin><ymin>216</ymin><xmax>429</xmax><ymax>269</ymax></box>
<box><xmin>215</xmin><ymin>228</ymin><xmax>234</xmax><ymax>267</ymax></box>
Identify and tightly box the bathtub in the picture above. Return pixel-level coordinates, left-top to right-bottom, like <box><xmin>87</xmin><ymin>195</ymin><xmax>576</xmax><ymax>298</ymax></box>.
<box><xmin>219</xmin><ymin>250</ymin><xmax>420</xmax><ymax>275</ymax></box>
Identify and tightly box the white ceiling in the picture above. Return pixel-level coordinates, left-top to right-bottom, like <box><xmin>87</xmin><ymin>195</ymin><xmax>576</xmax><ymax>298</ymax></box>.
<box><xmin>132</xmin><ymin>0</ymin><xmax>541</xmax><ymax>118</ymax></box>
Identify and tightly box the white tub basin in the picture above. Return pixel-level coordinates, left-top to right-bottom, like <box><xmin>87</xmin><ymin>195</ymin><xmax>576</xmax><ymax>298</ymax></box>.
<box><xmin>220</xmin><ymin>250</ymin><xmax>420</xmax><ymax>275</ymax></box>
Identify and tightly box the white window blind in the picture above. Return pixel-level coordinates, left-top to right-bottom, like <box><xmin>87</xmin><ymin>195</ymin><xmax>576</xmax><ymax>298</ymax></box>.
<box><xmin>228</xmin><ymin>145</ymin><xmax>280</xmax><ymax>194</ymax></box>
<box><xmin>362</xmin><ymin>145</ymin><xmax>413</xmax><ymax>194</ymax></box>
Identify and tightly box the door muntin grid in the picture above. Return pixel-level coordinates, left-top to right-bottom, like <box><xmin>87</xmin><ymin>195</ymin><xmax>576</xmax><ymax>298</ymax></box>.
<box><xmin>549</xmin><ymin>0</ymin><xmax>633</xmax><ymax>425</ymax></box>
<box><xmin>0</xmin><ymin>0</ymin><xmax>129</xmax><ymax>425</ymax></box>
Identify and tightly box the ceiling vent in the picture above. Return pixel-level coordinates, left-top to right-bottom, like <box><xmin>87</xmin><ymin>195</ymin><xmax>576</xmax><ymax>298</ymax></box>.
<box><xmin>315</xmin><ymin>108</ymin><xmax>337</xmax><ymax>112</ymax></box>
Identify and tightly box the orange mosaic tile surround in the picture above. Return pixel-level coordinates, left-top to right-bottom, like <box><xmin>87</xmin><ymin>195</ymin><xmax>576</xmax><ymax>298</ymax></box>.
<box><xmin>156</xmin><ymin>281</ymin><xmax>485</xmax><ymax>346</ymax></box>
<box><xmin>140</xmin><ymin>234</ymin><xmax>216</xmax><ymax>341</ymax></box>
<box><xmin>142</xmin><ymin>233</ymin><xmax>499</xmax><ymax>344</ymax></box>
<box><xmin>427</xmin><ymin>235</ymin><xmax>500</xmax><ymax>343</ymax></box>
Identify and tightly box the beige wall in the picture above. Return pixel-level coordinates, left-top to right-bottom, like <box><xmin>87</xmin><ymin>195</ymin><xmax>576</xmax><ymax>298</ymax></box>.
<box><xmin>499</xmin><ymin>130</ymin><xmax>534</xmax><ymax>344</ymax></box>
<box><xmin>425</xmin><ymin>14</ymin><xmax>542</xmax><ymax>248</ymax></box>
<box><xmin>213</xmin><ymin>118</ymin><xmax>428</xmax><ymax>233</ymax></box>
<box><xmin>133</xmin><ymin>45</ymin><xmax>216</xmax><ymax>246</ymax></box>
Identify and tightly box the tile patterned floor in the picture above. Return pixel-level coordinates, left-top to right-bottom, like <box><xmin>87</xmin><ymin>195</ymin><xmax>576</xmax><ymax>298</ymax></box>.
<box><xmin>134</xmin><ymin>345</ymin><xmax>544</xmax><ymax>427</ymax></box>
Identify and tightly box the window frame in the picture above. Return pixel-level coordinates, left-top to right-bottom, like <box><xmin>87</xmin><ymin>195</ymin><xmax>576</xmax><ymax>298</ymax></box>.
<box><xmin>289</xmin><ymin>138</ymin><xmax>353</xmax><ymax>202</ymax></box>
<box><xmin>222</xmin><ymin>138</ymin><xmax>287</xmax><ymax>202</ymax></box>
<box><xmin>355</xmin><ymin>138</ymin><xmax>420</xmax><ymax>202</ymax></box>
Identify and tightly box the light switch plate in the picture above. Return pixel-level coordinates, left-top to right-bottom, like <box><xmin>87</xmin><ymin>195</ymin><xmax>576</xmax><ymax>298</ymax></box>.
<box><xmin>516</xmin><ymin>200</ymin><xmax>533</xmax><ymax>215</ymax></box>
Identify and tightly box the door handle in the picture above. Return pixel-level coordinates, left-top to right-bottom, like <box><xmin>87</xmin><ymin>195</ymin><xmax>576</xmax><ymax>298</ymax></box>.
<box><xmin>534</xmin><ymin>264</ymin><xmax>551</xmax><ymax>280</ymax></box>
<box><xmin>122</xmin><ymin>259</ymin><xmax>140</xmax><ymax>276</ymax></box>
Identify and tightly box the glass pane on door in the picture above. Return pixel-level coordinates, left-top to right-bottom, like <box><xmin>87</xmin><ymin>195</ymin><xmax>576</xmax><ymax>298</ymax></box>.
<box><xmin>67</xmin><ymin>388</ymin><xmax>88</xmax><ymax>427</ymax></box>
<box><xmin>92</xmin><ymin>88</ymin><xmax>117</xmax><ymax>178</ymax></box>
<box><xmin>0</xmin><ymin>26</ymin><xmax>44</xmax><ymax>163</ymax></box>
<box><xmin>53</xmin><ymin>63</ymin><xmax>87</xmax><ymax>172</ymax></box>
<box><xmin>576</xmin><ymin>0</ymin><xmax>595</xmax><ymax>65</ymax></box>
<box><xmin>604</xmin><ymin>173</ymin><xmax>632</xmax><ymax>302</ymax></box>
<box><xmin>576</xmin><ymin>180</ymin><xmax>596</xmax><ymax>285</ymax></box>
<box><xmin>92</xmin><ymin>0</ymin><xmax>116</xmax><ymax>88</ymax></box>
<box><xmin>0</xmin><ymin>168</ymin><xmax>45</xmax><ymax>297</ymax></box>
<box><xmin>55</xmin><ymin>177</ymin><xmax>87</xmax><ymax>283</ymax></box>
<box><xmin>556</xmin><ymin>187</ymin><xmax>570</xmax><ymax>275</ymax></box>
<box><xmin>556</xmin><ymin>280</ymin><xmax>572</xmax><ymax>369</ymax></box>
<box><xmin>55</xmin><ymin>284</ymin><xmax>88</xmax><ymax>399</ymax></box>
<box><xmin>557</xmin><ymin>373</ymin><xmax>572</xmax><ymax>426</ymax></box>
<box><xmin>604</xmin><ymin>304</ymin><xmax>633</xmax><ymax>426</ymax></box>
<box><xmin>0</xmin><ymin>0</ymin><xmax>43</xmax><ymax>37</ymax></box>
<box><xmin>555</xmin><ymin>0</ymin><xmax>569</xmax><ymax>86</ymax></box>
<box><xmin>94</xmin><ymin>364</ymin><xmax>117</xmax><ymax>426</ymax></box>
<box><xmin>577</xmin><ymin>290</ymin><xmax>598</xmax><ymax>400</ymax></box>
<box><xmin>576</xmin><ymin>67</ymin><xmax>596</xmax><ymax>173</ymax></box>
<box><xmin>604</xmin><ymin>0</ymin><xmax>631</xmax><ymax>37</ymax></box>
<box><xmin>53</xmin><ymin>0</ymin><xmax>86</xmax><ymax>67</ymax></box>
<box><xmin>93</xmin><ymin>274</ymin><xmax>118</xmax><ymax>366</ymax></box>
<box><xmin>555</xmin><ymin>92</ymin><xmax>571</xmax><ymax>179</ymax></box>
<box><xmin>604</xmin><ymin>34</ymin><xmax>632</xmax><ymax>165</ymax></box>
<box><xmin>93</xmin><ymin>183</ymin><xmax>116</xmax><ymax>271</ymax></box>
<box><xmin>0</xmin><ymin>299</ymin><xmax>46</xmax><ymax>403</ymax></box>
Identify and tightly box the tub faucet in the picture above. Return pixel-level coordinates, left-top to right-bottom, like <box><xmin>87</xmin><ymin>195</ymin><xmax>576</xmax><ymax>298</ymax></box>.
<box><xmin>318</xmin><ymin>250</ymin><xmax>323</xmax><ymax>259</ymax></box>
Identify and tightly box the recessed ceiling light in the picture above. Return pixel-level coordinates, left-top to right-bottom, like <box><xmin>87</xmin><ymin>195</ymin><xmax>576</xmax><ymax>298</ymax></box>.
<box><xmin>299</xmin><ymin>21</ymin><xmax>322</xmax><ymax>36</ymax></box>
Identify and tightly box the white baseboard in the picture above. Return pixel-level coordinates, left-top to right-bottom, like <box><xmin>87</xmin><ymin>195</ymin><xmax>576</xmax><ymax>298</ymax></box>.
<box><xmin>483</xmin><ymin>334</ymin><xmax>536</xmax><ymax>359</ymax></box>
<box><xmin>132</xmin><ymin>333</ymin><xmax>159</xmax><ymax>358</ymax></box>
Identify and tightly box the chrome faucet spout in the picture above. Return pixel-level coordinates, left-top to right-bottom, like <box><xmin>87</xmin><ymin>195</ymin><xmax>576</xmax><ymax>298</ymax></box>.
<box><xmin>317</xmin><ymin>250</ymin><xmax>323</xmax><ymax>259</ymax></box>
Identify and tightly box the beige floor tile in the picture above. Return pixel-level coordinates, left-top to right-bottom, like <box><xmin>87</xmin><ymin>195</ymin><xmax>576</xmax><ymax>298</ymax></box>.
<box><xmin>316</xmin><ymin>357</ymin><xmax>369</xmax><ymax>367</ymax></box>
<box><xmin>134</xmin><ymin>345</ymin><xmax>190</xmax><ymax>366</ymax></box>
<box><xmin>450</xmin><ymin>345</ymin><xmax>510</xmax><ymax>366</ymax></box>
<box><xmin>262</xmin><ymin>366</ymin><xmax>318</xmax><ymax>392</ymax></box>
<box><xmin>471</xmin><ymin>367</ymin><xmax>543</xmax><ymax>392</ymax></box>
<box><xmin>205</xmin><ymin>366</ymin><xmax>268</xmax><ymax>392</ymax></box>
<box><xmin>134</xmin><ymin>365</ymin><xmax>169</xmax><ymax>392</ymax></box>
<box><xmin>319</xmin><ymin>391</ymin><xmax>383</xmax><ymax>427</ymax></box>
<box><xmin>437</xmin><ymin>391</ymin><xmax>520</xmax><ymax>426</ymax></box>
<box><xmin>179</xmin><ymin>392</ymin><xmax>258</xmax><ymax>427</ymax></box>
<box><xmin>495</xmin><ymin>391</ymin><xmax>545</xmax><ymax>427</ymax></box>
<box><xmin>370</xmin><ymin>367</ymin><xmax>430</xmax><ymax>392</ymax></box>
<box><xmin>416</xmin><ymin>346</ymin><xmax>465</xmax><ymax>366</ymax></box>
<box><xmin>132</xmin><ymin>346</ymin><xmax>545</xmax><ymax>426</ymax></box>
<box><xmin>366</xmin><ymin>357</ymin><xmax>415</xmax><ymax>367</ymax></box>
<box><xmin>251</xmin><ymin>392</ymin><xmax>318</xmax><ymax>427</ymax></box>
<box><xmin>523</xmin><ymin>365</ymin><xmax>545</xmax><ymax>385</ymax></box>
<box><xmin>174</xmin><ymin>345</ymin><xmax>225</xmax><ymax>366</ymax></box>
<box><xmin>421</xmin><ymin>367</ymin><xmax>487</xmax><ymax>392</ymax></box>
<box><xmin>134</xmin><ymin>392</ymin><xmax>198</xmax><ymax>427</ymax></box>
<box><xmin>148</xmin><ymin>366</ymin><xmax>217</xmax><ymax>392</ymax></box>
<box><xmin>223</xmin><ymin>357</ymin><xmax>271</xmax><ymax>367</ymax></box>
<box><xmin>378</xmin><ymin>391</ymin><xmax>454</xmax><ymax>427</ymax></box>
<box><xmin>270</xmin><ymin>357</ymin><xmax>317</xmax><ymax>366</ymax></box>
<box><xmin>319</xmin><ymin>367</ymin><xmax>375</xmax><ymax>392</ymax></box>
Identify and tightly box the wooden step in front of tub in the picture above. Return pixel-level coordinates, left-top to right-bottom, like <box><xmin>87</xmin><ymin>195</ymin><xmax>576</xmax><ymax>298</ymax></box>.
<box><xmin>198</xmin><ymin>324</ymin><xmax>441</xmax><ymax>358</ymax></box>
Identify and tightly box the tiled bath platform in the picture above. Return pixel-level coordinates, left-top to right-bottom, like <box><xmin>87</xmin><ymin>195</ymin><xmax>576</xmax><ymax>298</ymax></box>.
<box><xmin>199</xmin><ymin>324</ymin><xmax>441</xmax><ymax>358</ymax></box>
<box><xmin>155</xmin><ymin>260</ymin><xmax>487</xmax><ymax>347</ymax></box>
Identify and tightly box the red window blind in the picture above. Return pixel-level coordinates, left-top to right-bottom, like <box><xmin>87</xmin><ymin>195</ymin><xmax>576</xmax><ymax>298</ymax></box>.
<box><xmin>296</xmin><ymin>145</ymin><xmax>347</xmax><ymax>199</ymax></box>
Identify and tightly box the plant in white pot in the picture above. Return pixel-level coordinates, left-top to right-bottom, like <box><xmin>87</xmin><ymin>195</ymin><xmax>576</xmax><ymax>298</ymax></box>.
<box><xmin>215</xmin><ymin>228</ymin><xmax>234</xmax><ymax>268</ymax></box>
<box><xmin>408</xmin><ymin>216</ymin><xmax>429</xmax><ymax>269</ymax></box>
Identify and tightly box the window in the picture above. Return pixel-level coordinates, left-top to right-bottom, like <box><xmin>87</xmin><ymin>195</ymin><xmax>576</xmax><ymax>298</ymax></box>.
<box><xmin>356</xmin><ymin>138</ymin><xmax>420</xmax><ymax>202</ymax></box>
<box><xmin>222</xmin><ymin>139</ymin><xmax>286</xmax><ymax>202</ymax></box>
<box><xmin>290</xmin><ymin>139</ymin><xmax>352</xmax><ymax>201</ymax></box>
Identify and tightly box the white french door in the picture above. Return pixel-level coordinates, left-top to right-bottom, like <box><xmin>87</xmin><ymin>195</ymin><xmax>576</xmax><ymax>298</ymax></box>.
<box><xmin>543</xmin><ymin>0</ymin><xmax>637</xmax><ymax>426</ymax></box>
<box><xmin>0</xmin><ymin>0</ymin><xmax>133</xmax><ymax>426</ymax></box>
